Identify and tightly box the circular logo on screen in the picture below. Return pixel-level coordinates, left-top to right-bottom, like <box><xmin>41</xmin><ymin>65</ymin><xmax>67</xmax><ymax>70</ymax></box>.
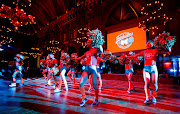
<box><xmin>115</xmin><ymin>32</ymin><xmax>134</xmax><ymax>49</ymax></box>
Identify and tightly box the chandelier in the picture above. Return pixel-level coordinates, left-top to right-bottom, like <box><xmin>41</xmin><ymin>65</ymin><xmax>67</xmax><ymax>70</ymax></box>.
<box><xmin>138</xmin><ymin>1</ymin><xmax>172</xmax><ymax>35</ymax></box>
<box><xmin>75</xmin><ymin>27</ymin><xmax>89</xmax><ymax>48</ymax></box>
<box><xmin>0</xmin><ymin>35</ymin><xmax>14</xmax><ymax>45</ymax></box>
<box><xmin>0</xmin><ymin>0</ymin><xmax>35</xmax><ymax>30</ymax></box>
<box><xmin>47</xmin><ymin>39</ymin><xmax>61</xmax><ymax>55</ymax></box>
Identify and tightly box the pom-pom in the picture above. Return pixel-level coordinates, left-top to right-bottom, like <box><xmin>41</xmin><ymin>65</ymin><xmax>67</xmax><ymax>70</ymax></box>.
<box><xmin>103</xmin><ymin>49</ymin><xmax>112</xmax><ymax>60</ymax></box>
<box><xmin>70</xmin><ymin>53</ymin><xmax>78</xmax><ymax>60</ymax></box>
<box><xmin>80</xmin><ymin>58</ymin><xmax>87</xmax><ymax>65</ymax></box>
<box><xmin>109</xmin><ymin>55</ymin><xmax>117</xmax><ymax>64</ymax></box>
<box><xmin>132</xmin><ymin>56</ymin><xmax>143</xmax><ymax>65</ymax></box>
<box><xmin>153</xmin><ymin>31</ymin><xmax>176</xmax><ymax>51</ymax></box>
<box><xmin>87</xmin><ymin>28</ymin><xmax>105</xmax><ymax>48</ymax></box>
<box><xmin>117</xmin><ymin>53</ymin><xmax>126</xmax><ymax>65</ymax></box>
<box><xmin>61</xmin><ymin>52</ymin><xmax>70</xmax><ymax>65</ymax></box>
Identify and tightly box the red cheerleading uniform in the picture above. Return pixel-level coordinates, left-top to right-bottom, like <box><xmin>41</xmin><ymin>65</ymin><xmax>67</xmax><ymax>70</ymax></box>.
<box><xmin>96</xmin><ymin>57</ymin><xmax>105</xmax><ymax>67</ymax></box>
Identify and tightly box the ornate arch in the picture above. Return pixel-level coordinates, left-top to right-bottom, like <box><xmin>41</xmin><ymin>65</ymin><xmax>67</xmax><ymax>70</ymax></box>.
<box><xmin>102</xmin><ymin>0</ymin><xmax>146</xmax><ymax>28</ymax></box>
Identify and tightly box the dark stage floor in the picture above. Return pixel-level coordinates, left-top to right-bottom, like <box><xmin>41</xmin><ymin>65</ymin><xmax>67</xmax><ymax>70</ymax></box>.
<box><xmin>0</xmin><ymin>76</ymin><xmax>180</xmax><ymax>114</ymax></box>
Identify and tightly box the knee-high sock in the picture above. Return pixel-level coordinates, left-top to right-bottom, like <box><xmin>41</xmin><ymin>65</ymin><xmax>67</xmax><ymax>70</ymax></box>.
<box><xmin>61</xmin><ymin>69</ymin><xmax>68</xmax><ymax>90</ymax></box>
<box><xmin>20</xmin><ymin>78</ymin><xmax>24</xmax><ymax>84</ymax></box>
<box><xmin>58</xmin><ymin>79</ymin><xmax>62</xmax><ymax>89</ymax></box>
<box><xmin>67</xmin><ymin>71</ymin><xmax>73</xmax><ymax>81</ymax></box>
<box><xmin>48</xmin><ymin>79</ymin><xmax>51</xmax><ymax>85</ymax></box>
<box><xmin>80</xmin><ymin>86</ymin><xmax>86</xmax><ymax>99</ymax></box>
<box><xmin>13</xmin><ymin>78</ymin><xmax>16</xmax><ymax>83</ymax></box>
<box><xmin>95</xmin><ymin>89</ymin><xmax>99</xmax><ymax>100</ymax></box>
<box><xmin>89</xmin><ymin>75</ymin><xmax>92</xmax><ymax>88</ymax></box>
<box><xmin>99</xmin><ymin>80</ymin><xmax>102</xmax><ymax>88</ymax></box>
<box><xmin>98</xmin><ymin>73</ymin><xmax>102</xmax><ymax>88</ymax></box>
<box><xmin>153</xmin><ymin>91</ymin><xmax>157</xmax><ymax>98</ymax></box>
<box><xmin>145</xmin><ymin>88</ymin><xmax>150</xmax><ymax>100</ymax></box>
<box><xmin>72</xmin><ymin>72</ymin><xmax>75</xmax><ymax>83</ymax></box>
<box><xmin>143</xmin><ymin>71</ymin><xmax>150</xmax><ymax>100</ymax></box>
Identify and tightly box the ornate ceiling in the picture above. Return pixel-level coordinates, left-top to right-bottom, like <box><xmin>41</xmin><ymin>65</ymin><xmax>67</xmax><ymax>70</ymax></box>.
<box><xmin>105</xmin><ymin>0</ymin><xmax>146</xmax><ymax>27</ymax></box>
<box><xmin>0</xmin><ymin>0</ymin><xmax>146</xmax><ymax>34</ymax></box>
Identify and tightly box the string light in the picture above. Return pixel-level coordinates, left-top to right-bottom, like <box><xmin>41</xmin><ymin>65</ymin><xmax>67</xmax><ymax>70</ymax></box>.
<box><xmin>138</xmin><ymin>0</ymin><xmax>172</xmax><ymax>35</ymax></box>
<box><xmin>0</xmin><ymin>26</ymin><xmax>34</xmax><ymax>35</ymax></box>
<box><xmin>76</xmin><ymin>27</ymin><xmax>89</xmax><ymax>47</ymax></box>
<box><xmin>31</xmin><ymin>47</ymin><xmax>40</xmax><ymax>51</ymax></box>
<box><xmin>0</xmin><ymin>35</ymin><xmax>14</xmax><ymax>44</ymax></box>
<box><xmin>29</xmin><ymin>53</ymin><xmax>41</xmax><ymax>58</ymax></box>
<box><xmin>0</xmin><ymin>0</ymin><xmax>35</xmax><ymax>31</ymax></box>
<box><xmin>46</xmin><ymin>39</ymin><xmax>60</xmax><ymax>54</ymax></box>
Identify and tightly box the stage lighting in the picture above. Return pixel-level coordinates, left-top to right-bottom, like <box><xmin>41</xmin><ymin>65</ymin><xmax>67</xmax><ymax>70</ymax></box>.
<box><xmin>170</xmin><ymin>69</ymin><xmax>177</xmax><ymax>72</ymax></box>
<box><xmin>0</xmin><ymin>48</ymin><xmax>4</xmax><ymax>51</ymax></box>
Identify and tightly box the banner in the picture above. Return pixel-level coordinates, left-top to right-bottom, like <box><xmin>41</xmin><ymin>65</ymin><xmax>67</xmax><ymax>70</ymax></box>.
<box><xmin>107</xmin><ymin>26</ymin><xmax>146</xmax><ymax>53</ymax></box>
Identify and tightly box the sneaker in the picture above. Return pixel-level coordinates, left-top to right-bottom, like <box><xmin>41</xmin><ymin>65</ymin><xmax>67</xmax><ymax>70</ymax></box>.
<box><xmin>80</xmin><ymin>98</ymin><xmax>88</xmax><ymax>106</ymax></box>
<box><xmin>19</xmin><ymin>83</ymin><xmax>24</xmax><ymax>87</ymax></box>
<box><xmin>9</xmin><ymin>83</ymin><xmax>16</xmax><ymax>87</ymax></box>
<box><xmin>127</xmin><ymin>90</ymin><xmax>131</xmax><ymax>94</ymax></box>
<box><xmin>92</xmin><ymin>100</ymin><xmax>99</xmax><ymax>105</ymax></box>
<box><xmin>88</xmin><ymin>87</ymin><xmax>93</xmax><ymax>92</ymax></box>
<box><xmin>62</xmin><ymin>88</ymin><xmax>69</xmax><ymax>91</ymax></box>
<box><xmin>152</xmin><ymin>97</ymin><xmax>157</xmax><ymax>103</ymax></box>
<box><xmin>144</xmin><ymin>99</ymin><xmax>151</xmax><ymax>103</ymax></box>
<box><xmin>53</xmin><ymin>84</ymin><xmax>58</xmax><ymax>88</ymax></box>
<box><xmin>45</xmin><ymin>84</ymin><xmax>50</xmax><ymax>86</ymax></box>
<box><xmin>54</xmin><ymin>88</ymin><xmax>61</xmax><ymax>92</ymax></box>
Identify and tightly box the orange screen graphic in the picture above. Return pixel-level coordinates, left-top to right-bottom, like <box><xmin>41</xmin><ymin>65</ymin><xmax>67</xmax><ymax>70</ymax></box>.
<box><xmin>107</xmin><ymin>26</ymin><xmax>147</xmax><ymax>53</ymax></box>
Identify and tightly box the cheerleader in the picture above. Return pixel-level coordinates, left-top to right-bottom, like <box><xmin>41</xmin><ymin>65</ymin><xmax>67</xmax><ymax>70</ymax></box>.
<box><xmin>89</xmin><ymin>54</ymin><xmax>105</xmax><ymax>91</ymax></box>
<box><xmin>46</xmin><ymin>54</ymin><xmax>58</xmax><ymax>87</ymax></box>
<box><xmin>67</xmin><ymin>53</ymin><xmax>78</xmax><ymax>84</ymax></box>
<box><xmin>9</xmin><ymin>54</ymin><xmax>24</xmax><ymax>87</ymax></box>
<box><xmin>76</xmin><ymin>28</ymin><xmax>105</xmax><ymax>106</ymax></box>
<box><xmin>43</xmin><ymin>54</ymin><xmax>51</xmax><ymax>86</ymax></box>
<box><xmin>125</xmin><ymin>51</ymin><xmax>135</xmax><ymax>93</ymax></box>
<box><xmin>54</xmin><ymin>50</ymin><xmax>70</xmax><ymax>92</ymax></box>
<box><xmin>127</xmin><ymin>40</ymin><xmax>172</xmax><ymax>103</ymax></box>
<box><xmin>40</xmin><ymin>56</ymin><xmax>47</xmax><ymax>79</ymax></box>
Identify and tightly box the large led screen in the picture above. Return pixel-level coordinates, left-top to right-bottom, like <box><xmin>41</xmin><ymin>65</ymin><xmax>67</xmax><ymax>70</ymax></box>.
<box><xmin>107</xmin><ymin>26</ymin><xmax>147</xmax><ymax>53</ymax></box>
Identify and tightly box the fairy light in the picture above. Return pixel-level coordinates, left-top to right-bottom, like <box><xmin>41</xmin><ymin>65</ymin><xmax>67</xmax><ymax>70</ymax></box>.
<box><xmin>0</xmin><ymin>35</ymin><xmax>14</xmax><ymax>44</ymax></box>
<box><xmin>29</xmin><ymin>53</ymin><xmax>41</xmax><ymax>58</ymax></box>
<box><xmin>46</xmin><ymin>39</ymin><xmax>60</xmax><ymax>54</ymax></box>
<box><xmin>0</xmin><ymin>23</ymin><xmax>34</xmax><ymax>35</ymax></box>
<box><xmin>0</xmin><ymin>0</ymin><xmax>35</xmax><ymax>31</ymax></box>
<box><xmin>76</xmin><ymin>27</ymin><xmax>89</xmax><ymax>47</ymax></box>
<box><xmin>138</xmin><ymin>0</ymin><xmax>172</xmax><ymax>35</ymax></box>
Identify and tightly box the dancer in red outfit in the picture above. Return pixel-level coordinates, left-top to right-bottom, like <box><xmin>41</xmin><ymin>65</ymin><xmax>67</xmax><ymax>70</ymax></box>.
<box><xmin>89</xmin><ymin>54</ymin><xmax>105</xmax><ymax>91</ymax></box>
<box><xmin>125</xmin><ymin>51</ymin><xmax>135</xmax><ymax>93</ymax></box>
<box><xmin>46</xmin><ymin>54</ymin><xmax>58</xmax><ymax>87</ymax></box>
<box><xmin>76</xmin><ymin>28</ymin><xmax>105</xmax><ymax>106</ymax></box>
<box><xmin>9</xmin><ymin>54</ymin><xmax>24</xmax><ymax>87</ymax></box>
<box><xmin>43</xmin><ymin>54</ymin><xmax>51</xmax><ymax>86</ymax></box>
<box><xmin>54</xmin><ymin>51</ymin><xmax>70</xmax><ymax>92</ymax></box>
<box><xmin>67</xmin><ymin>53</ymin><xmax>78</xmax><ymax>84</ymax></box>
<box><xmin>127</xmin><ymin>40</ymin><xmax>171</xmax><ymax>103</ymax></box>
<box><xmin>40</xmin><ymin>56</ymin><xmax>47</xmax><ymax>79</ymax></box>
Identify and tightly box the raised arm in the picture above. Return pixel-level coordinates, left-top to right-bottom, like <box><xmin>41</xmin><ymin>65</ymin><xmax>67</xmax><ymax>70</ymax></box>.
<box><xmin>76</xmin><ymin>54</ymin><xmax>86</xmax><ymax>61</ymax></box>
<box><xmin>99</xmin><ymin>57</ymin><xmax>105</xmax><ymax>62</ymax></box>
<box><xmin>156</xmin><ymin>47</ymin><xmax>172</xmax><ymax>55</ymax></box>
<box><xmin>126</xmin><ymin>51</ymin><xmax>144</xmax><ymax>58</ymax></box>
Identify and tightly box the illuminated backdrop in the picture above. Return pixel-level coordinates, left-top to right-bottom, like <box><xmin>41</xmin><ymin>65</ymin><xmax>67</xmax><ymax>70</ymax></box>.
<box><xmin>107</xmin><ymin>26</ymin><xmax>147</xmax><ymax>53</ymax></box>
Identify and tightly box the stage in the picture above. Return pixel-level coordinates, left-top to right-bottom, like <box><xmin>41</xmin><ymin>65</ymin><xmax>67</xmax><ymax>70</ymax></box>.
<box><xmin>0</xmin><ymin>76</ymin><xmax>180</xmax><ymax>114</ymax></box>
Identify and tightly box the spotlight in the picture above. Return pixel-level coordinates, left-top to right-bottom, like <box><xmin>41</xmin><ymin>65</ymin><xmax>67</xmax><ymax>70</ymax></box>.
<box><xmin>170</xmin><ymin>69</ymin><xmax>177</xmax><ymax>72</ymax></box>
